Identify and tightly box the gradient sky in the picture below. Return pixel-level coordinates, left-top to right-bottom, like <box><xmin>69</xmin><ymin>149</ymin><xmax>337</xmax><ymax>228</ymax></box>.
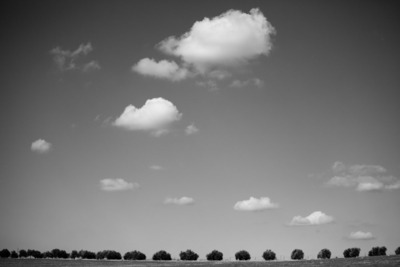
<box><xmin>1</xmin><ymin>0</ymin><xmax>400</xmax><ymax>260</ymax></box>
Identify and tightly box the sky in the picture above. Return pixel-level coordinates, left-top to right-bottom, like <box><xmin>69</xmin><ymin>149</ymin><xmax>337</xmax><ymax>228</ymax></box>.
<box><xmin>1</xmin><ymin>0</ymin><xmax>400</xmax><ymax>260</ymax></box>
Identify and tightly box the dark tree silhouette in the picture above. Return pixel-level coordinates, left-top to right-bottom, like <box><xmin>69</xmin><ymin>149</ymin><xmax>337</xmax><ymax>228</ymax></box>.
<box><xmin>70</xmin><ymin>250</ymin><xmax>79</xmax><ymax>259</ymax></box>
<box><xmin>343</xmin><ymin>248</ymin><xmax>360</xmax><ymax>258</ymax></box>
<box><xmin>206</xmin><ymin>250</ymin><xmax>223</xmax><ymax>261</ymax></box>
<box><xmin>179</xmin><ymin>249</ymin><xmax>199</xmax><ymax>261</ymax></box>
<box><xmin>291</xmin><ymin>249</ymin><xmax>304</xmax><ymax>260</ymax></box>
<box><xmin>152</xmin><ymin>250</ymin><xmax>172</xmax><ymax>261</ymax></box>
<box><xmin>262</xmin><ymin>249</ymin><xmax>276</xmax><ymax>261</ymax></box>
<box><xmin>0</xmin><ymin>249</ymin><xmax>11</xmax><ymax>258</ymax></box>
<box><xmin>396</xmin><ymin>247</ymin><xmax>400</xmax><ymax>255</ymax></box>
<box><xmin>235</xmin><ymin>250</ymin><xmax>251</xmax><ymax>261</ymax></box>
<box><xmin>368</xmin><ymin>246</ymin><xmax>387</xmax><ymax>256</ymax></box>
<box><xmin>10</xmin><ymin>250</ymin><xmax>18</xmax><ymax>258</ymax></box>
<box><xmin>317</xmin><ymin>248</ymin><xmax>331</xmax><ymax>259</ymax></box>
<box><xmin>124</xmin><ymin>250</ymin><xmax>146</xmax><ymax>260</ymax></box>
<box><xmin>19</xmin><ymin>250</ymin><xmax>28</xmax><ymax>258</ymax></box>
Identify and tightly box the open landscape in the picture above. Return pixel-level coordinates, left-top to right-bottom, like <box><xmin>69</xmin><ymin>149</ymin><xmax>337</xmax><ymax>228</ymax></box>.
<box><xmin>1</xmin><ymin>256</ymin><xmax>400</xmax><ymax>267</ymax></box>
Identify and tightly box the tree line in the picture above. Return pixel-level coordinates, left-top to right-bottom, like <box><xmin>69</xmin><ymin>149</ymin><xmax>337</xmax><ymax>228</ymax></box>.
<box><xmin>1</xmin><ymin>246</ymin><xmax>399</xmax><ymax>261</ymax></box>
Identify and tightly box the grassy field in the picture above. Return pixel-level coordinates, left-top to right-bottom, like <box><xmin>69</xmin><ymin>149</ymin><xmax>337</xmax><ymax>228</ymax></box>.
<box><xmin>1</xmin><ymin>255</ymin><xmax>400</xmax><ymax>267</ymax></box>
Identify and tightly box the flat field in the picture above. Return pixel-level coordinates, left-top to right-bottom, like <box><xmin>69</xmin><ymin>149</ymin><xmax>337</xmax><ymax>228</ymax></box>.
<box><xmin>1</xmin><ymin>256</ymin><xmax>400</xmax><ymax>267</ymax></box>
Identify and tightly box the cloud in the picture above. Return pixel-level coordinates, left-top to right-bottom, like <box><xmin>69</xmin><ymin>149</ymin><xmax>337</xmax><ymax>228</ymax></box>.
<box><xmin>233</xmin><ymin>196</ymin><xmax>278</xmax><ymax>211</ymax></box>
<box><xmin>50</xmin><ymin>43</ymin><xmax>100</xmax><ymax>72</ymax></box>
<box><xmin>185</xmin><ymin>124</ymin><xmax>199</xmax><ymax>135</ymax></box>
<box><xmin>100</xmin><ymin>178</ymin><xmax>139</xmax><ymax>192</ymax></box>
<box><xmin>326</xmin><ymin>162</ymin><xmax>399</xmax><ymax>192</ymax></box>
<box><xmin>150</xmin><ymin>165</ymin><xmax>164</xmax><ymax>171</ymax></box>
<box><xmin>164</xmin><ymin>197</ymin><xmax>194</xmax><ymax>205</ymax></box>
<box><xmin>348</xmin><ymin>231</ymin><xmax>375</xmax><ymax>240</ymax></box>
<box><xmin>31</xmin><ymin>139</ymin><xmax>52</xmax><ymax>154</ymax></box>
<box><xmin>132</xmin><ymin>58</ymin><xmax>189</xmax><ymax>81</ymax></box>
<box><xmin>289</xmin><ymin>211</ymin><xmax>334</xmax><ymax>226</ymax></box>
<box><xmin>195</xmin><ymin>80</ymin><xmax>219</xmax><ymax>91</ymax></box>
<box><xmin>113</xmin><ymin>98</ymin><xmax>182</xmax><ymax>135</ymax></box>
<box><xmin>158</xmin><ymin>8</ymin><xmax>275</xmax><ymax>72</ymax></box>
<box><xmin>230</xmin><ymin>78</ymin><xmax>264</xmax><ymax>88</ymax></box>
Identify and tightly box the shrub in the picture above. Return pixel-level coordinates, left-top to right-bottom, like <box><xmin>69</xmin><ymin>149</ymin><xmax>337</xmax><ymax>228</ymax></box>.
<box><xmin>43</xmin><ymin>251</ymin><xmax>53</xmax><ymax>258</ymax></box>
<box><xmin>124</xmin><ymin>250</ymin><xmax>146</xmax><ymax>260</ymax></box>
<box><xmin>235</xmin><ymin>250</ymin><xmax>251</xmax><ymax>261</ymax></box>
<box><xmin>396</xmin><ymin>247</ymin><xmax>400</xmax><ymax>255</ymax></box>
<box><xmin>79</xmin><ymin>250</ymin><xmax>96</xmax><ymax>259</ymax></box>
<box><xmin>368</xmin><ymin>246</ymin><xmax>387</xmax><ymax>256</ymax></box>
<box><xmin>343</xmin><ymin>247</ymin><xmax>360</xmax><ymax>258</ymax></box>
<box><xmin>291</xmin><ymin>249</ymin><xmax>304</xmax><ymax>260</ymax></box>
<box><xmin>262</xmin><ymin>249</ymin><xmax>276</xmax><ymax>261</ymax></box>
<box><xmin>27</xmin><ymin>249</ymin><xmax>43</xmax><ymax>258</ymax></box>
<box><xmin>0</xmin><ymin>249</ymin><xmax>11</xmax><ymax>258</ymax></box>
<box><xmin>19</xmin><ymin>250</ymin><xmax>28</xmax><ymax>258</ymax></box>
<box><xmin>206</xmin><ymin>250</ymin><xmax>223</xmax><ymax>261</ymax></box>
<box><xmin>10</xmin><ymin>251</ymin><xmax>18</xmax><ymax>258</ymax></box>
<box><xmin>179</xmin><ymin>249</ymin><xmax>199</xmax><ymax>261</ymax></box>
<box><xmin>317</xmin><ymin>248</ymin><xmax>331</xmax><ymax>259</ymax></box>
<box><xmin>70</xmin><ymin>250</ymin><xmax>79</xmax><ymax>259</ymax></box>
<box><xmin>96</xmin><ymin>250</ymin><xmax>122</xmax><ymax>260</ymax></box>
<box><xmin>152</xmin><ymin>250</ymin><xmax>172</xmax><ymax>261</ymax></box>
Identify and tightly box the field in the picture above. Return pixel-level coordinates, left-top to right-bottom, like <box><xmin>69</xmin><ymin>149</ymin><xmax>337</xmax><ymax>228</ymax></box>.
<box><xmin>1</xmin><ymin>256</ymin><xmax>400</xmax><ymax>267</ymax></box>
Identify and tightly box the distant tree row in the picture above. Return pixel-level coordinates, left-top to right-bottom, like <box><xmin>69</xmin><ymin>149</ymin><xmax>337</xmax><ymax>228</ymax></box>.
<box><xmin>1</xmin><ymin>246</ymin><xmax>400</xmax><ymax>260</ymax></box>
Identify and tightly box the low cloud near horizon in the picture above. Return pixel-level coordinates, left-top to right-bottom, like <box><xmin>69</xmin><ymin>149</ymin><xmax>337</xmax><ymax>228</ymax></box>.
<box><xmin>289</xmin><ymin>211</ymin><xmax>334</xmax><ymax>226</ymax></box>
<box><xmin>164</xmin><ymin>197</ymin><xmax>195</xmax><ymax>205</ymax></box>
<box><xmin>100</xmin><ymin>178</ymin><xmax>139</xmax><ymax>192</ymax></box>
<box><xmin>347</xmin><ymin>231</ymin><xmax>375</xmax><ymax>240</ymax></box>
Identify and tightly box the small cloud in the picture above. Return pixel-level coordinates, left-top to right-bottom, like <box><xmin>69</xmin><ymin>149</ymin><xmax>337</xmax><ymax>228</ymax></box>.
<box><xmin>185</xmin><ymin>124</ymin><xmax>199</xmax><ymax>135</ymax></box>
<box><xmin>230</xmin><ymin>78</ymin><xmax>264</xmax><ymax>88</ymax></box>
<box><xmin>195</xmin><ymin>80</ymin><xmax>219</xmax><ymax>91</ymax></box>
<box><xmin>347</xmin><ymin>231</ymin><xmax>375</xmax><ymax>240</ymax></box>
<box><xmin>132</xmin><ymin>58</ymin><xmax>189</xmax><ymax>81</ymax></box>
<box><xmin>150</xmin><ymin>165</ymin><xmax>164</xmax><ymax>171</ymax></box>
<box><xmin>113</xmin><ymin>97</ymin><xmax>182</xmax><ymax>136</ymax></box>
<box><xmin>233</xmin><ymin>196</ymin><xmax>278</xmax><ymax>211</ymax></box>
<box><xmin>164</xmin><ymin>196</ymin><xmax>194</xmax><ymax>205</ymax></box>
<box><xmin>100</xmin><ymin>178</ymin><xmax>139</xmax><ymax>192</ymax></box>
<box><xmin>50</xmin><ymin>43</ymin><xmax>100</xmax><ymax>72</ymax></box>
<box><xmin>31</xmin><ymin>139</ymin><xmax>52</xmax><ymax>154</ymax></box>
<box><xmin>289</xmin><ymin>211</ymin><xmax>334</xmax><ymax>226</ymax></box>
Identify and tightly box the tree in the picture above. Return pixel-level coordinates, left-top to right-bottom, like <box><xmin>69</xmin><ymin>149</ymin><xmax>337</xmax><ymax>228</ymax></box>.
<box><xmin>291</xmin><ymin>249</ymin><xmax>304</xmax><ymax>260</ymax></box>
<box><xmin>0</xmin><ymin>249</ymin><xmax>11</xmax><ymax>258</ymax></box>
<box><xmin>43</xmin><ymin>251</ymin><xmax>53</xmax><ymax>258</ymax></box>
<box><xmin>70</xmin><ymin>250</ymin><xmax>79</xmax><ymax>259</ymax></box>
<box><xmin>124</xmin><ymin>250</ymin><xmax>146</xmax><ymax>260</ymax></box>
<box><xmin>27</xmin><ymin>249</ymin><xmax>43</xmax><ymax>258</ymax></box>
<box><xmin>96</xmin><ymin>250</ymin><xmax>121</xmax><ymax>260</ymax></box>
<box><xmin>10</xmin><ymin>250</ymin><xmax>18</xmax><ymax>258</ymax></box>
<box><xmin>262</xmin><ymin>249</ymin><xmax>276</xmax><ymax>261</ymax></box>
<box><xmin>79</xmin><ymin>250</ymin><xmax>96</xmax><ymax>259</ymax></box>
<box><xmin>343</xmin><ymin>248</ymin><xmax>360</xmax><ymax>258</ymax></box>
<box><xmin>317</xmin><ymin>248</ymin><xmax>331</xmax><ymax>259</ymax></box>
<box><xmin>152</xmin><ymin>250</ymin><xmax>172</xmax><ymax>261</ymax></box>
<box><xmin>235</xmin><ymin>250</ymin><xmax>251</xmax><ymax>261</ymax></box>
<box><xmin>368</xmin><ymin>246</ymin><xmax>387</xmax><ymax>256</ymax></box>
<box><xmin>19</xmin><ymin>249</ymin><xmax>28</xmax><ymax>258</ymax></box>
<box><xmin>179</xmin><ymin>249</ymin><xmax>199</xmax><ymax>261</ymax></box>
<box><xmin>396</xmin><ymin>247</ymin><xmax>400</xmax><ymax>255</ymax></box>
<box><xmin>206</xmin><ymin>250</ymin><xmax>223</xmax><ymax>261</ymax></box>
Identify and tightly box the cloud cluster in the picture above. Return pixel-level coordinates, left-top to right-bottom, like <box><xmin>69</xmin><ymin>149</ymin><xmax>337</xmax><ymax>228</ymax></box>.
<box><xmin>133</xmin><ymin>8</ymin><xmax>275</xmax><ymax>83</ymax></box>
<box><xmin>289</xmin><ymin>211</ymin><xmax>334</xmax><ymax>226</ymax></box>
<box><xmin>31</xmin><ymin>139</ymin><xmax>52</xmax><ymax>154</ymax></box>
<box><xmin>185</xmin><ymin>124</ymin><xmax>199</xmax><ymax>135</ymax></box>
<box><xmin>50</xmin><ymin>43</ymin><xmax>100</xmax><ymax>72</ymax></box>
<box><xmin>326</xmin><ymin>162</ymin><xmax>400</xmax><ymax>192</ymax></box>
<box><xmin>113</xmin><ymin>97</ymin><xmax>182</xmax><ymax>136</ymax></box>
<box><xmin>234</xmin><ymin>196</ymin><xmax>278</xmax><ymax>211</ymax></box>
<box><xmin>164</xmin><ymin>197</ymin><xmax>194</xmax><ymax>205</ymax></box>
<box><xmin>347</xmin><ymin>231</ymin><xmax>375</xmax><ymax>240</ymax></box>
<box><xmin>100</xmin><ymin>178</ymin><xmax>139</xmax><ymax>192</ymax></box>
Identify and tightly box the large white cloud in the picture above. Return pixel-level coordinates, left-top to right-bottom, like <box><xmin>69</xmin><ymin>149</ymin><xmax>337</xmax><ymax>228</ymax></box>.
<box><xmin>113</xmin><ymin>98</ymin><xmax>182</xmax><ymax>135</ymax></box>
<box><xmin>348</xmin><ymin>231</ymin><xmax>375</xmax><ymax>240</ymax></box>
<box><xmin>289</xmin><ymin>211</ymin><xmax>334</xmax><ymax>226</ymax></box>
<box><xmin>100</xmin><ymin>178</ymin><xmax>139</xmax><ymax>192</ymax></box>
<box><xmin>158</xmin><ymin>8</ymin><xmax>275</xmax><ymax>72</ymax></box>
<box><xmin>326</xmin><ymin>162</ymin><xmax>399</xmax><ymax>192</ymax></box>
<box><xmin>50</xmin><ymin>43</ymin><xmax>100</xmax><ymax>72</ymax></box>
<box><xmin>233</xmin><ymin>196</ymin><xmax>278</xmax><ymax>211</ymax></box>
<box><xmin>164</xmin><ymin>197</ymin><xmax>194</xmax><ymax>205</ymax></box>
<box><xmin>31</xmin><ymin>139</ymin><xmax>52</xmax><ymax>154</ymax></box>
<box><xmin>132</xmin><ymin>58</ymin><xmax>189</xmax><ymax>81</ymax></box>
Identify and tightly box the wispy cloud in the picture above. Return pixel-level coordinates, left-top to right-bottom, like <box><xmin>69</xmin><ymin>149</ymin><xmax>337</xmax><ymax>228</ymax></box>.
<box><xmin>326</xmin><ymin>162</ymin><xmax>399</xmax><ymax>192</ymax></box>
<box><xmin>230</xmin><ymin>78</ymin><xmax>264</xmax><ymax>88</ymax></box>
<box><xmin>185</xmin><ymin>124</ymin><xmax>199</xmax><ymax>135</ymax></box>
<box><xmin>31</xmin><ymin>139</ymin><xmax>52</xmax><ymax>154</ymax></box>
<box><xmin>289</xmin><ymin>211</ymin><xmax>334</xmax><ymax>226</ymax></box>
<box><xmin>150</xmin><ymin>165</ymin><xmax>164</xmax><ymax>171</ymax></box>
<box><xmin>347</xmin><ymin>231</ymin><xmax>375</xmax><ymax>240</ymax></box>
<box><xmin>164</xmin><ymin>197</ymin><xmax>194</xmax><ymax>205</ymax></box>
<box><xmin>132</xmin><ymin>58</ymin><xmax>189</xmax><ymax>81</ymax></box>
<box><xmin>50</xmin><ymin>43</ymin><xmax>100</xmax><ymax>72</ymax></box>
<box><xmin>100</xmin><ymin>178</ymin><xmax>139</xmax><ymax>192</ymax></box>
<box><xmin>234</xmin><ymin>196</ymin><xmax>278</xmax><ymax>211</ymax></box>
<box><xmin>113</xmin><ymin>97</ymin><xmax>182</xmax><ymax>136</ymax></box>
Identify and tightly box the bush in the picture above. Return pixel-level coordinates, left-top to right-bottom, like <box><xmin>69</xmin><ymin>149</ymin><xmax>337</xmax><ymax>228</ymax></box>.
<box><xmin>27</xmin><ymin>249</ymin><xmax>43</xmax><ymax>258</ymax></box>
<box><xmin>343</xmin><ymin>247</ymin><xmax>360</xmax><ymax>258</ymax></box>
<box><xmin>0</xmin><ymin>249</ymin><xmax>11</xmax><ymax>258</ymax></box>
<box><xmin>235</xmin><ymin>250</ymin><xmax>251</xmax><ymax>261</ymax></box>
<box><xmin>396</xmin><ymin>247</ymin><xmax>400</xmax><ymax>255</ymax></box>
<box><xmin>10</xmin><ymin>251</ymin><xmax>18</xmax><ymax>258</ymax></box>
<box><xmin>19</xmin><ymin>250</ymin><xmax>28</xmax><ymax>258</ymax></box>
<box><xmin>152</xmin><ymin>250</ymin><xmax>172</xmax><ymax>261</ymax></box>
<box><xmin>317</xmin><ymin>248</ymin><xmax>331</xmax><ymax>259</ymax></box>
<box><xmin>43</xmin><ymin>251</ymin><xmax>53</xmax><ymax>258</ymax></box>
<box><xmin>124</xmin><ymin>250</ymin><xmax>146</xmax><ymax>260</ymax></box>
<box><xmin>206</xmin><ymin>250</ymin><xmax>223</xmax><ymax>261</ymax></box>
<box><xmin>96</xmin><ymin>250</ymin><xmax>122</xmax><ymax>260</ymax></box>
<box><xmin>368</xmin><ymin>246</ymin><xmax>387</xmax><ymax>256</ymax></box>
<box><xmin>179</xmin><ymin>249</ymin><xmax>199</xmax><ymax>261</ymax></box>
<box><xmin>262</xmin><ymin>249</ymin><xmax>276</xmax><ymax>261</ymax></box>
<box><xmin>79</xmin><ymin>250</ymin><xmax>96</xmax><ymax>259</ymax></box>
<box><xmin>70</xmin><ymin>250</ymin><xmax>79</xmax><ymax>259</ymax></box>
<box><xmin>291</xmin><ymin>249</ymin><xmax>304</xmax><ymax>260</ymax></box>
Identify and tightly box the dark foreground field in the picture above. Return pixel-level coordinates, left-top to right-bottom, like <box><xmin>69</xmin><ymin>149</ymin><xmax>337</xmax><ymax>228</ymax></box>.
<box><xmin>1</xmin><ymin>256</ymin><xmax>400</xmax><ymax>267</ymax></box>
